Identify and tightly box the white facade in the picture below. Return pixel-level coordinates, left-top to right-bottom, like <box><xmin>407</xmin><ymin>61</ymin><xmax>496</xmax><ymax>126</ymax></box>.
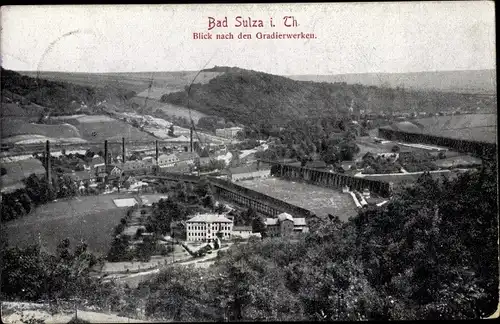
<box><xmin>215</xmin><ymin>127</ymin><xmax>243</xmax><ymax>139</ymax></box>
<box><xmin>158</xmin><ymin>153</ymin><xmax>179</xmax><ymax>167</ymax></box>
<box><xmin>186</xmin><ymin>214</ymin><xmax>233</xmax><ymax>242</ymax></box>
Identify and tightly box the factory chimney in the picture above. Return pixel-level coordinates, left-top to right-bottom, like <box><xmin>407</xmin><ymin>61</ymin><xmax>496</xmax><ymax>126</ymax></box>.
<box><xmin>104</xmin><ymin>140</ymin><xmax>109</xmax><ymax>166</ymax></box>
<box><xmin>122</xmin><ymin>137</ymin><xmax>126</xmax><ymax>163</ymax></box>
<box><xmin>155</xmin><ymin>140</ymin><xmax>159</xmax><ymax>161</ymax></box>
<box><xmin>190</xmin><ymin>127</ymin><xmax>193</xmax><ymax>152</ymax></box>
<box><xmin>45</xmin><ymin>140</ymin><xmax>51</xmax><ymax>186</ymax></box>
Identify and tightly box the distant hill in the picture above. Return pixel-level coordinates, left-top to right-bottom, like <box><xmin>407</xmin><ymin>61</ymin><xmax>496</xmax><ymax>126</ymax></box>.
<box><xmin>288</xmin><ymin>70</ymin><xmax>497</xmax><ymax>94</ymax></box>
<box><xmin>160</xmin><ymin>67</ymin><xmax>497</xmax><ymax>129</ymax></box>
<box><xmin>17</xmin><ymin>70</ymin><xmax>223</xmax><ymax>96</ymax></box>
<box><xmin>1</xmin><ymin>68</ymin><xmax>136</xmax><ymax>116</ymax></box>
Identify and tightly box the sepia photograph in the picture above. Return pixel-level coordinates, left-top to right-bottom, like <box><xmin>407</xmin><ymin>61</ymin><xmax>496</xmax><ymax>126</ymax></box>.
<box><xmin>0</xmin><ymin>2</ymin><xmax>497</xmax><ymax>322</ymax></box>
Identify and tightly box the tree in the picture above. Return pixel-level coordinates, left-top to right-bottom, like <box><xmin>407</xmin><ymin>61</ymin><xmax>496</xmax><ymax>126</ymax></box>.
<box><xmin>391</xmin><ymin>145</ymin><xmax>400</xmax><ymax>153</ymax></box>
<box><xmin>251</xmin><ymin>213</ymin><xmax>267</xmax><ymax>238</ymax></box>
<box><xmin>107</xmin><ymin>235</ymin><xmax>133</xmax><ymax>262</ymax></box>
<box><xmin>214</xmin><ymin>203</ymin><xmax>228</xmax><ymax>214</ymax></box>
<box><xmin>135</xmin><ymin>236</ymin><xmax>156</xmax><ymax>262</ymax></box>
<box><xmin>202</xmin><ymin>195</ymin><xmax>215</xmax><ymax>209</ymax></box>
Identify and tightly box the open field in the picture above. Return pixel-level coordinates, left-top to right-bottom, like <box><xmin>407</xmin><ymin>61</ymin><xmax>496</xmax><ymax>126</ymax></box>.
<box><xmin>354</xmin><ymin>136</ymin><xmax>462</xmax><ymax>160</ymax></box>
<box><xmin>238</xmin><ymin>178</ymin><xmax>358</xmax><ymax>221</ymax></box>
<box><xmin>433</xmin><ymin>155</ymin><xmax>483</xmax><ymax>168</ymax></box>
<box><xmin>1</xmin><ymin>158</ymin><xmax>45</xmax><ymax>190</ymax></box>
<box><xmin>52</xmin><ymin>114</ymin><xmax>158</xmax><ymax>142</ymax></box>
<box><xmin>129</xmin><ymin>97</ymin><xmax>208</xmax><ymax>123</ymax></box>
<box><xmin>0</xmin><ymin>102</ymin><xmax>45</xmax><ymax>117</ymax></box>
<box><xmin>384</xmin><ymin>114</ymin><xmax>497</xmax><ymax>144</ymax></box>
<box><xmin>1</xmin><ymin>302</ymin><xmax>151</xmax><ymax>323</ymax></box>
<box><xmin>3</xmin><ymin>194</ymin><xmax>136</xmax><ymax>255</ymax></box>
<box><xmin>1</xmin><ymin>118</ymin><xmax>82</xmax><ymax>139</ymax></box>
<box><xmin>362</xmin><ymin>169</ymin><xmax>467</xmax><ymax>187</ymax></box>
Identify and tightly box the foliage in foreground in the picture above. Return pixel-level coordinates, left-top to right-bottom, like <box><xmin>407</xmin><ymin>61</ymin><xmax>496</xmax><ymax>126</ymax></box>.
<box><xmin>1</xmin><ymin>162</ymin><xmax>497</xmax><ymax>321</ymax></box>
<box><xmin>140</xmin><ymin>162</ymin><xmax>498</xmax><ymax>321</ymax></box>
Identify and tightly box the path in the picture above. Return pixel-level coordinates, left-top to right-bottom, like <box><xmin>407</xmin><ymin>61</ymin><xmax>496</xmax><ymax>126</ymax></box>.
<box><xmin>354</xmin><ymin>169</ymin><xmax>452</xmax><ymax>178</ymax></box>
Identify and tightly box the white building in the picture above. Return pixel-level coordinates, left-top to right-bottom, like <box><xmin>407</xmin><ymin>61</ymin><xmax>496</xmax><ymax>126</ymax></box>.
<box><xmin>232</xmin><ymin>226</ymin><xmax>261</xmax><ymax>239</ymax></box>
<box><xmin>229</xmin><ymin>164</ymin><xmax>271</xmax><ymax>182</ymax></box>
<box><xmin>215</xmin><ymin>127</ymin><xmax>244</xmax><ymax>139</ymax></box>
<box><xmin>157</xmin><ymin>153</ymin><xmax>179</xmax><ymax>168</ymax></box>
<box><xmin>186</xmin><ymin>214</ymin><xmax>233</xmax><ymax>242</ymax></box>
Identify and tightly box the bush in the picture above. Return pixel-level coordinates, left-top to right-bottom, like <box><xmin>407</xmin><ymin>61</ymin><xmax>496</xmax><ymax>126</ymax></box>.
<box><xmin>135</xmin><ymin>228</ymin><xmax>144</xmax><ymax>239</ymax></box>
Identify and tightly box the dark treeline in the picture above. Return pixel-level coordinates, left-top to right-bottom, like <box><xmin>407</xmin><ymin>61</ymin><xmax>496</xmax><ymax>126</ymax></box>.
<box><xmin>135</xmin><ymin>161</ymin><xmax>498</xmax><ymax>321</ymax></box>
<box><xmin>1</xmin><ymin>173</ymin><xmax>78</xmax><ymax>222</ymax></box>
<box><xmin>254</xmin><ymin>116</ymin><xmax>360</xmax><ymax>166</ymax></box>
<box><xmin>160</xmin><ymin>67</ymin><xmax>495</xmax><ymax>131</ymax></box>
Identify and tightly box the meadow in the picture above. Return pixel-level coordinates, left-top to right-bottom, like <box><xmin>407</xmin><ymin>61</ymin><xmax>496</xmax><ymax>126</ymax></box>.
<box><xmin>129</xmin><ymin>97</ymin><xmax>208</xmax><ymax>123</ymax></box>
<box><xmin>52</xmin><ymin>114</ymin><xmax>157</xmax><ymax>142</ymax></box>
<box><xmin>389</xmin><ymin>113</ymin><xmax>498</xmax><ymax>144</ymax></box>
<box><xmin>238</xmin><ymin>178</ymin><xmax>358</xmax><ymax>221</ymax></box>
<box><xmin>1</xmin><ymin>119</ymin><xmax>82</xmax><ymax>139</ymax></box>
<box><xmin>3</xmin><ymin>194</ymin><xmax>133</xmax><ymax>255</ymax></box>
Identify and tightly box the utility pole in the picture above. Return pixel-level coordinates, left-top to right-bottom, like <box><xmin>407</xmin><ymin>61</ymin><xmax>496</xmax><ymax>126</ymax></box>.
<box><xmin>190</xmin><ymin>126</ymin><xmax>194</xmax><ymax>152</ymax></box>
<box><xmin>45</xmin><ymin>140</ymin><xmax>51</xmax><ymax>186</ymax></box>
<box><xmin>122</xmin><ymin>137</ymin><xmax>126</xmax><ymax>164</ymax></box>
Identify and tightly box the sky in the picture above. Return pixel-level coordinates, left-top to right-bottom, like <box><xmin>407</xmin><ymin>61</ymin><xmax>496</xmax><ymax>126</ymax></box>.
<box><xmin>0</xmin><ymin>2</ymin><xmax>496</xmax><ymax>75</ymax></box>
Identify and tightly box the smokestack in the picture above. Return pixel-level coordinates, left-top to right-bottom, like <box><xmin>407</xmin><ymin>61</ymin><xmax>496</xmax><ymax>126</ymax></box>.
<box><xmin>155</xmin><ymin>140</ymin><xmax>159</xmax><ymax>161</ymax></box>
<box><xmin>190</xmin><ymin>127</ymin><xmax>193</xmax><ymax>152</ymax></box>
<box><xmin>104</xmin><ymin>140</ymin><xmax>108</xmax><ymax>166</ymax></box>
<box><xmin>122</xmin><ymin>137</ymin><xmax>125</xmax><ymax>163</ymax></box>
<box><xmin>45</xmin><ymin>140</ymin><xmax>51</xmax><ymax>186</ymax></box>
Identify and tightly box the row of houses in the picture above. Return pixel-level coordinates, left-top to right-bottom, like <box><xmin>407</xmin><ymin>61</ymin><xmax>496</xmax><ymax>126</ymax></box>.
<box><xmin>185</xmin><ymin>212</ymin><xmax>308</xmax><ymax>242</ymax></box>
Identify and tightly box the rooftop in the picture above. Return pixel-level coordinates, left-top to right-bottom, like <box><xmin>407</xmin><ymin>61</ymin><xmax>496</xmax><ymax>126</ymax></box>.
<box><xmin>177</xmin><ymin>152</ymin><xmax>199</xmax><ymax>161</ymax></box>
<box><xmin>233</xmin><ymin>226</ymin><xmax>253</xmax><ymax>231</ymax></box>
<box><xmin>230</xmin><ymin>163</ymin><xmax>269</xmax><ymax>175</ymax></box>
<box><xmin>187</xmin><ymin>213</ymin><xmax>233</xmax><ymax>223</ymax></box>
<box><xmin>265</xmin><ymin>216</ymin><xmax>307</xmax><ymax>226</ymax></box>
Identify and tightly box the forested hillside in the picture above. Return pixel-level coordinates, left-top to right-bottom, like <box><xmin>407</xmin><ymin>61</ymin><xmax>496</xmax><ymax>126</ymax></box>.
<box><xmin>160</xmin><ymin>67</ymin><xmax>497</xmax><ymax>130</ymax></box>
<box><xmin>1</xmin><ymin>68</ymin><xmax>136</xmax><ymax>116</ymax></box>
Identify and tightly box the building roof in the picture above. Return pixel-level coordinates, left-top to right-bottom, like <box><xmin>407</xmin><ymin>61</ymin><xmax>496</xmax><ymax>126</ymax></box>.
<box><xmin>164</xmin><ymin>135</ymin><xmax>190</xmax><ymax>142</ymax></box>
<box><xmin>277</xmin><ymin>212</ymin><xmax>294</xmax><ymax>222</ymax></box>
<box><xmin>233</xmin><ymin>226</ymin><xmax>253</xmax><ymax>232</ymax></box>
<box><xmin>265</xmin><ymin>218</ymin><xmax>278</xmax><ymax>226</ymax></box>
<box><xmin>68</xmin><ymin>171</ymin><xmax>94</xmax><ymax>181</ymax></box>
<box><xmin>177</xmin><ymin>152</ymin><xmax>199</xmax><ymax>161</ymax></box>
<box><xmin>293</xmin><ymin>218</ymin><xmax>307</xmax><ymax>226</ymax></box>
<box><xmin>186</xmin><ymin>214</ymin><xmax>233</xmax><ymax>223</ymax></box>
<box><xmin>158</xmin><ymin>153</ymin><xmax>178</xmax><ymax>160</ymax></box>
<box><xmin>265</xmin><ymin>215</ymin><xmax>307</xmax><ymax>227</ymax></box>
<box><xmin>305</xmin><ymin>160</ymin><xmax>328</xmax><ymax>169</ymax></box>
<box><xmin>216</xmin><ymin>127</ymin><xmax>243</xmax><ymax>131</ymax></box>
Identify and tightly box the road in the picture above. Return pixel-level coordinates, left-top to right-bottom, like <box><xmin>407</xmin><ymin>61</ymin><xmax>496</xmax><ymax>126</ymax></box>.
<box><xmin>354</xmin><ymin>169</ymin><xmax>452</xmax><ymax>178</ymax></box>
<box><xmin>102</xmin><ymin>246</ymin><xmax>231</xmax><ymax>288</ymax></box>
